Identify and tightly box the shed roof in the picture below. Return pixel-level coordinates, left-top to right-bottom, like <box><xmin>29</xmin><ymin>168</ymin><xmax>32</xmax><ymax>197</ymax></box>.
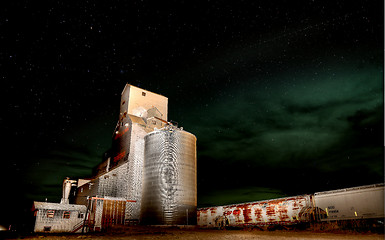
<box><xmin>33</xmin><ymin>202</ymin><xmax>87</xmax><ymax>211</ymax></box>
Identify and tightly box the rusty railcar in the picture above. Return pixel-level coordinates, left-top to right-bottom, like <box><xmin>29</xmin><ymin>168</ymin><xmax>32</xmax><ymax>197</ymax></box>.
<box><xmin>198</xmin><ymin>195</ymin><xmax>314</xmax><ymax>228</ymax></box>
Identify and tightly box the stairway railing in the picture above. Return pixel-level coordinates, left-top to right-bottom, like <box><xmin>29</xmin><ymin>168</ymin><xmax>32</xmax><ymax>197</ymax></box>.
<box><xmin>71</xmin><ymin>220</ymin><xmax>84</xmax><ymax>233</ymax></box>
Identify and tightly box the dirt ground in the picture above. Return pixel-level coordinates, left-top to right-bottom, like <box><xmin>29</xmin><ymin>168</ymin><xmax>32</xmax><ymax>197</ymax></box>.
<box><xmin>17</xmin><ymin>226</ymin><xmax>385</xmax><ymax>240</ymax></box>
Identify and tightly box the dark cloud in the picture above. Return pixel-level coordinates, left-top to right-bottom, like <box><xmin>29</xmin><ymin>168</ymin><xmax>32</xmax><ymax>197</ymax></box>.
<box><xmin>25</xmin><ymin>144</ymin><xmax>102</xmax><ymax>202</ymax></box>
<box><xmin>199</xmin><ymin>187</ymin><xmax>286</xmax><ymax>207</ymax></box>
<box><xmin>190</xmin><ymin>61</ymin><xmax>383</xmax><ymax>202</ymax></box>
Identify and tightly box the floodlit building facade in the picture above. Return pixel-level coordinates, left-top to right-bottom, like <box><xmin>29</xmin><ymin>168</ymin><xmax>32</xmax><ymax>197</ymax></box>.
<box><xmin>32</xmin><ymin>84</ymin><xmax>197</xmax><ymax>232</ymax></box>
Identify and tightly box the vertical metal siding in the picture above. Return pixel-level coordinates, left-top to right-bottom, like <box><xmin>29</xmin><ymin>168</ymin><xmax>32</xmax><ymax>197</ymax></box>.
<box><xmin>101</xmin><ymin>200</ymin><xmax>126</xmax><ymax>229</ymax></box>
<box><xmin>141</xmin><ymin>128</ymin><xmax>197</xmax><ymax>225</ymax></box>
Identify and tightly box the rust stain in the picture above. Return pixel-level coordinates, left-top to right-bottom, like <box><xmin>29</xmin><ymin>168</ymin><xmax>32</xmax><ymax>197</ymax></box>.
<box><xmin>224</xmin><ymin>211</ymin><xmax>232</xmax><ymax>216</ymax></box>
<box><xmin>209</xmin><ymin>207</ymin><xmax>217</xmax><ymax>216</ymax></box>
<box><xmin>208</xmin><ymin>207</ymin><xmax>217</xmax><ymax>215</ymax></box>
<box><xmin>268</xmin><ymin>200</ymin><xmax>281</xmax><ymax>205</ymax></box>
<box><xmin>265</xmin><ymin>205</ymin><xmax>275</xmax><ymax>216</ymax></box>
<box><xmin>254</xmin><ymin>208</ymin><xmax>263</xmax><ymax>221</ymax></box>
<box><xmin>277</xmin><ymin>205</ymin><xmax>289</xmax><ymax>221</ymax></box>
<box><xmin>233</xmin><ymin>209</ymin><xmax>241</xmax><ymax>215</ymax></box>
<box><xmin>242</xmin><ymin>207</ymin><xmax>252</xmax><ymax>223</ymax></box>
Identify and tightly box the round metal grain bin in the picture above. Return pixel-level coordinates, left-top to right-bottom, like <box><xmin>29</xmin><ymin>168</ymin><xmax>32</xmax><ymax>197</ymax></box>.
<box><xmin>140</xmin><ymin>128</ymin><xmax>197</xmax><ymax>225</ymax></box>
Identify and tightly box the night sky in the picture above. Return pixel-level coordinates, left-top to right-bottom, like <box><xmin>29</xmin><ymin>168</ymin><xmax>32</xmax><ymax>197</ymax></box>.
<box><xmin>2</xmin><ymin>0</ymin><xmax>384</xmax><ymax>228</ymax></box>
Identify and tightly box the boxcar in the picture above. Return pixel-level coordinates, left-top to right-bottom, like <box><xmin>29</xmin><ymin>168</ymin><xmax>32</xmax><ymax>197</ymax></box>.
<box><xmin>314</xmin><ymin>183</ymin><xmax>384</xmax><ymax>221</ymax></box>
<box><xmin>198</xmin><ymin>195</ymin><xmax>314</xmax><ymax>228</ymax></box>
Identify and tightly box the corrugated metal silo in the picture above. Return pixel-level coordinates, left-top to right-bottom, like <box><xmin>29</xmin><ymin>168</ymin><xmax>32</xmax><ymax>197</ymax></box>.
<box><xmin>140</xmin><ymin>127</ymin><xmax>197</xmax><ymax>225</ymax></box>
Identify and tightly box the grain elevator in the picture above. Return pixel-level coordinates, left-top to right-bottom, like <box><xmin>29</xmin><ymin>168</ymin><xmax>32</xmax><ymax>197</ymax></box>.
<box><xmin>32</xmin><ymin>84</ymin><xmax>197</xmax><ymax>232</ymax></box>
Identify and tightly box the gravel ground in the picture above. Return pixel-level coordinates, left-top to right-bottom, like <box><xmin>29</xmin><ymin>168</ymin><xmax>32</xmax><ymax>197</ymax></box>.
<box><xmin>14</xmin><ymin>226</ymin><xmax>384</xmax><ymax>240</ymax></box>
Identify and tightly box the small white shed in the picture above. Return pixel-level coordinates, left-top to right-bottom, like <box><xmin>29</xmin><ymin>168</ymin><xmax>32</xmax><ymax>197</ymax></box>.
<box><xmin>32</xmin><ymin>201</ymin><xmax>87</xmax><ymax>233</ymax></box>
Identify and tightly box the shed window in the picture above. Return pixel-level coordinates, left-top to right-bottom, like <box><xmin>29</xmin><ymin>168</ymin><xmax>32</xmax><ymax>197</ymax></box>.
<box><xmin>78</xmin><ymin>213</ymin><xmax>84</xmax><ymax>218</ymax></box>
<box><xmin>63</xmin><ymin>211</ymin><xmax>71</xmax><ymax>219</ymax></box>
<box><xmin>47</xmin><ymin>210</ymin><xmax>55</xmax><ymax>218</ymax></box>
<box><xmin>142</xmin><ymin>92</ymin><xmax>146</xmax><ymax>96</ymax></box>
<box><xmin>44</xmin><ymin>226</ymin><xmax>51</xmax><ymax>232</ymax></box>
